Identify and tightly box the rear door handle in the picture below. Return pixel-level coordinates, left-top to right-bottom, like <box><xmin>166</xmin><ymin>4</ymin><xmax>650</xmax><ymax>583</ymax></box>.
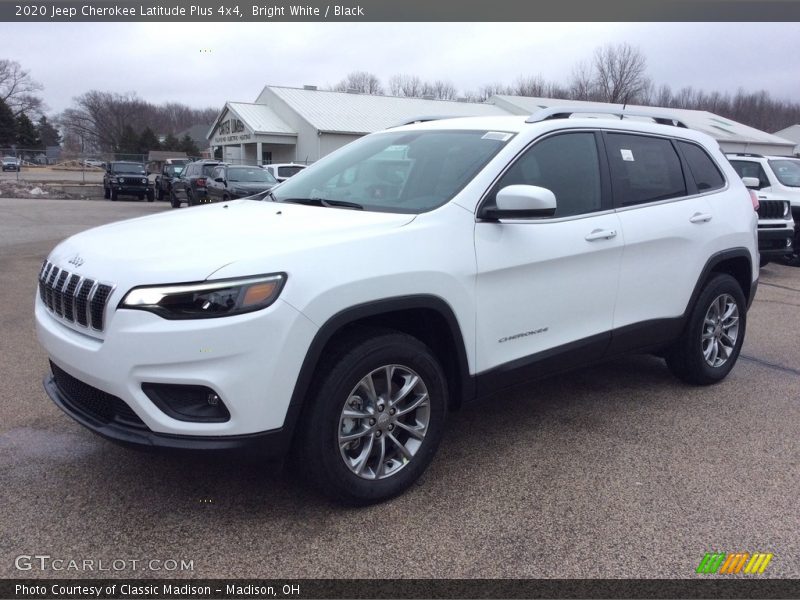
<box><xmin>585</xmin><ymin>229</ymin><xmax>617</xmax><ymax>241</ymax></box>
<box><xmin>690</xmin><ymin>213</ymin><xmax>713</xmax><ymax>224</ymax></box>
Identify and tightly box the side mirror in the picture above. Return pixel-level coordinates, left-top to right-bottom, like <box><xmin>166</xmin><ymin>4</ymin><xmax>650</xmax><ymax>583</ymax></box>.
<box><xmin>741</xmin><ymin>176</ymin><xmax>760</xmax><ymax>189</ymax></box>
<box><xmin>481</xmin><ymin>185</ymin><xmax>557</xmax><ymax>220</ymax></box>
<box><xmin>215</xmin><ymin>177</ymin><xmax>224</xmax><ymax>183</ymax></box>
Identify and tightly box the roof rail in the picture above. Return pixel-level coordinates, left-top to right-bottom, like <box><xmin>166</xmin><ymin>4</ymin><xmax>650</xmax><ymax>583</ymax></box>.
<box><xmin>726</xmin><ymin>152</ymin><xmax>765</xmax><ymax>158</ymax></box>
<box><xmin>525</xmin><ymin>106</ymin><xmax>688</xmax><ymax>128</ymax></box>
<box><xmin>388</xmin><ymin>115</ymin><xmax>458</xmax><ymax>128</ymax></box>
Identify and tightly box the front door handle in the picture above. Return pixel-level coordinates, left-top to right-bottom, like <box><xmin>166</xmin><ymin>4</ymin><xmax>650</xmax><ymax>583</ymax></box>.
<box><xmin>585</xmin><ymin>229</ymin><xmax>617</xmax><ymax>241</ymax></box>
<box><xmin>690</xmin><ymin>212</ymin><xmax>713</xmax><ymax>224</ymax></box>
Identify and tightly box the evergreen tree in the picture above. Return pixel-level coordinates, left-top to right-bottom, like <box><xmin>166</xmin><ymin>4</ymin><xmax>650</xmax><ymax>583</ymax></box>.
<box><xmin>178</xmin><ymin>134</ymin><xmax>199</xmax><ymax>157</ymax></box>
<box><xmin>37</xmin><ymin>115</ymin><xmax>61</xmax><ymax>147</ymax></box>
<box><xmin>16</xmin><ymin>112</ymin><xmax>40</xmax><ymax>148</ymax></box>
<box><xmin>162</xmin><ymin>132</ymin><xmax>179</xmax><ymax>151</ymax></box>
<box><xmin>138</xmin><ymin>127</ymin><xmax>160</xmax><ymax>154</ymax></box>
<box><xmin>116</xmin><ymin>125</ymin><xmax>140</xmax><ymax>155</ymax></box>
<box><xmin>0</xmin><ymin>98</ymin><xmax>17</xmax><ymax>147</ymax></box>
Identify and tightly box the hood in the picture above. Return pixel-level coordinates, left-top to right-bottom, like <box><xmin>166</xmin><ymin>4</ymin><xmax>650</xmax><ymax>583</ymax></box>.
<box><xmin>48</xmin><ymin>200</ymin><xmax>416</xmax><ymax>284</ymax></box>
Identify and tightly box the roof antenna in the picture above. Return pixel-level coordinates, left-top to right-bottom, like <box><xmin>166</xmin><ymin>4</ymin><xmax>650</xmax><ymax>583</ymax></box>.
<box><xmin>620</xmin><ymin>96</ymin><xmax>627</xmax><ymax>120</ymax></box>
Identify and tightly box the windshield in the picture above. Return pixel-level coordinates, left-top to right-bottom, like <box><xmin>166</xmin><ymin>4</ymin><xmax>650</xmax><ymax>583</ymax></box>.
<box><xmin>201</xmin><ymin>164</ymin><xmax>221</xmax><ymax>176</ymax></box>
<box><xmin>271</xmin><ymin>129</ymin><xmax>513</xmax><ymax>213</ymax></box>
<box><xmin>114</xmin><ymin>163</ymin><xmax>145</xmax><ymax>174</ymax></box>
<box><xmin>228</xmin><ymin>167</ymin><xmax>277</xmax><ymax>183</ymax></box>
<box><xmin>768</xmin><ymin>159</ymin><xmax>800</xmax><ymax>187</ymax></box>
<box><xmin>166</xmin><ymin>165</ymin><xmax>183</xmax><ymax>176</ymax></box>
<box><xmin>278</xmin><ymin>165</ymin><xmax>304</xmax><ymax>178</ymax></box>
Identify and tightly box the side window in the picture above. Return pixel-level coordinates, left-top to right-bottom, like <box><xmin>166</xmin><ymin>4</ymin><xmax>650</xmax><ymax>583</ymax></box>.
<box><xmin>729</xmin><ymin>160</ymin><xmax>769</xmax><ymax>189</ymax></box>
<box><xmin>185</xmin><ymin>164</ymin><xmax>195</xmax><ymax>178</ymax></box>
<box><xmin>491</xmin><ymin>132</ymin><xmax>602</xmax><ymax>218</ymax></box>
<box><xmin>677</xmin><ymin>142</ymin><xmax>725</xmax><ymax>192</ymax></box>
<box><xmin>210</xmin><ymin>167</ymin><xmax>223</xmax><ymax>180</ymax></box>
<box><xmin>606</xmin><ymin>133</ymin><xmax>686</xmax><ymax>206</ymax></box>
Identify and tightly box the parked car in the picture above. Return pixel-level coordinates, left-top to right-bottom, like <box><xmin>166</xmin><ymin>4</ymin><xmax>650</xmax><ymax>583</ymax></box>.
<box><xmin>170</xmin><ymin>160</ymin><xmax>224</xmax><ymax>208</ymax></box>
<box><xmin>262</xmin><ymin>163</ymin><xmax>307</xmax><ymax>182</ymax></box>
<box><xmin>36</xmin><ymin>108</ymin><xmax>758</xmax><ymax>505</ymax></box>
<box><xmin>154</xmin><ymin>163</ymin><xmax>186</xmax><ymax>201</ymax></box>
<box><xmin>2</xmin><ymin>156</ymin><xmax>20</xmax><ymax>171</ymax></box>
<box><xmin>728</xmin><ymin>153</ymin><xmax>800</xmax><ymax>264</ymax></box>
<box><xmin>103</xmin><ymin>162</ymin><xmax>154</xmax><ymax>202</ymax></box>
<box><xmin>737</xmin><ymin>178</ymin><xmax>793</xmax><ymax>267</ymax></box>
<box><xmin>206</xmin><ymin>165</ymin><xmax>278</xmax><ymax>202</ymax></box>
<box><xmin>82</xmin><ymin>158</ymin><xmax>105</xmax><ymax>169</ymax></box>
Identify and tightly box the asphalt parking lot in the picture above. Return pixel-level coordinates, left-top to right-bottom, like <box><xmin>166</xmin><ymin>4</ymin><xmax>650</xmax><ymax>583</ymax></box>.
<box><xmin>1</xmin><ymin>197</ymin><xmax>798</xmax><ymax>579</ymax></box>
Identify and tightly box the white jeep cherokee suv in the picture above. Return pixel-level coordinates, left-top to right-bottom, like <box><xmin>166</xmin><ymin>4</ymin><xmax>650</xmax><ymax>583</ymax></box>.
<box><xmin>36</xmin><ymin>108</ymin><xmax>759</xmax><ymax>504</ymax></box>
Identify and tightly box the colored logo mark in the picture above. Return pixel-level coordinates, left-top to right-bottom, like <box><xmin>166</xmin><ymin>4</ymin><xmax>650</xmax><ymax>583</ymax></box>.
<box><xmin>696</xmin><ymin>552</ymin><xmax>773</xmax><ymax>574</ymax></box>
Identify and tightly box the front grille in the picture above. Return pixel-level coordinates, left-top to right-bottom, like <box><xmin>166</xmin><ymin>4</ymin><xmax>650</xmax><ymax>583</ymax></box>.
<box><xmin>121</xmin><ymin>177</ymin><xmax>145</xmax><ymax>185</ymax></box>
<box><xmin>758</xmin><ymin>200</ymin><xmax>786</xmax><ymax>220</ymax></box>
<box><xmin>51</xmin><ymin>361</ymin><xmax>146</xmax><ymax>428</ymax></box>
<box><xmin>38</xmin><ymin>260</ymin><xmax>114</xmax><ymax>332</ymax></box>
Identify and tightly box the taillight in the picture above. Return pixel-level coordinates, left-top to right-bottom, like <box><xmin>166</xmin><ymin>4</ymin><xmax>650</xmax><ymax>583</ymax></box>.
<box><xmin>748</xmin><ymin>190</ymin><xmax>759</xmax><ymax>211</ymax></box>
<box><xmin>196</xmin><ymin>177</ymin><xmax>206</xmax><ymax>188</ymax></box>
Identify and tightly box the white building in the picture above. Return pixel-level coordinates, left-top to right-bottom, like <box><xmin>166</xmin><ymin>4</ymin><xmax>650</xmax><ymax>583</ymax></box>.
<box><xmin>773</xmin><ymin>124</ymin><xmax>800</xmax><ymax>155</ymax></box>
<box><xmin>208</xmin><ymin>86</ymin><xmax>797</xmax><ymax>164</ymax></box>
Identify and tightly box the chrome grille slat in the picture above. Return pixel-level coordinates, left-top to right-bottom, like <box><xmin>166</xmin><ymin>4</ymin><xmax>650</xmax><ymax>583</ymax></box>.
<box><xmin>37</xmin><ymin>261</ymin><xmax>114</xmax><ymax>333</ymax></box>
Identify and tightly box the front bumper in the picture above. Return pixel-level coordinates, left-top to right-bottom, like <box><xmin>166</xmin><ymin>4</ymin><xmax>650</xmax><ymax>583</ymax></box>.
<box><xmin>757</xmin><ymin>226</ymin><xmax>794</xmax><ymax>258</ymax></box>
<box><xmin>44</xmin><ymin>371</ymin><xmax>290</xmax><ymax>455</ymax></box>
<box><xmin>36</xmin><ymin>294</ymin><xmax>317</xmax><ymax>440</ymax></box>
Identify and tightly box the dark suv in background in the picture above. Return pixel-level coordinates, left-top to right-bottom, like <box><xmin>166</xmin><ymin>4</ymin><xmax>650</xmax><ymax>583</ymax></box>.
<box><xmin>206</xmin><ymin>165</ymin><xmax>278</xmax><ymax>201</ymax></box>
<box><xmin>170</xmin><ymin>160</ymin><xmax>223</xmax><ymax>207</ymax></box>
<box><xmin>155</xmin><ymin>163</ymin><xmax>186</xmax><ymax>201</ymax></box>
<box><xmin>103</xmin><ymin>162</ymin><xmax>154</xmax><ymax>201</ymax></box>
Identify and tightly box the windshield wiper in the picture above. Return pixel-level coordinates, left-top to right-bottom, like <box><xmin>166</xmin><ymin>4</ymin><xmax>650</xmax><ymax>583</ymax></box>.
<box><xmin>280</xmin><ymin>197</ymin><xmax>364</xmax><ymax>210</ymax></box>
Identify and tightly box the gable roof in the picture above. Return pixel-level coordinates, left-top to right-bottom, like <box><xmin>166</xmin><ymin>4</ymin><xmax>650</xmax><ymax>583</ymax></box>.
<box><xmin>207</xmin><ymin>102</ymin><xmax>296</xmax><ymax>139</ymax></box>
<box><xmin>264</xmin><ymin>86</ymin><xmax>507</xmax><ymax>134</ymax></box>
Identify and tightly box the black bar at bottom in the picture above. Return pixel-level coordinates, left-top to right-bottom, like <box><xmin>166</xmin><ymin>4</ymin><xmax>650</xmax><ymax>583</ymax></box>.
<box><xmin>2</xmin><ymin>579</ymin><xmax>800</xmax><ymax>599</ymax></box>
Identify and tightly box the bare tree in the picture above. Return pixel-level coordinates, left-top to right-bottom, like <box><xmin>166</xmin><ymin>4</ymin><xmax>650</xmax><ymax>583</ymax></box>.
<box><xmin>592</xmin><ymin>43</ymin><xmax>649</xmax><ymax>104</ymax></box>
<box><xmin>59</xmin><ymin>90</ymin><xmax>217</xmax><ymax>152</ymax></box>
<box><xmin>0</xmin><ymin>59</ymin><xmax>44</xmax><ymax>116</ymax></box>
<box><xmin>512</xmin><ymin>75</ymin><xmax>548</xmax><ymax>98</ymax></box>
<box><xmin>330</xmin><ymin>71</ymin><xmax>383</xmax><ymax>95</ymax></box>
<box><xmin>389</xmin><ymin>74</ymin><xmax>424</xmax><ymax>98</ymax></box>
<box><xmin>568</xmin><ymin>61</ymin><xmax>596</xmax><ymax>101</ymax></box>
<box><xmin>422</xmin><ymin>79</ymin><xmax>457</xmax><ymax>100</ymax></box>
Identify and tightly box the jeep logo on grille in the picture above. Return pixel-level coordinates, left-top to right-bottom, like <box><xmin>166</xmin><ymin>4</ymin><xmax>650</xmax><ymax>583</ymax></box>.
<box><xmin>67</xmin><ymin>254</ymin><xmax>84</xmax><ymax>268</ymax></box>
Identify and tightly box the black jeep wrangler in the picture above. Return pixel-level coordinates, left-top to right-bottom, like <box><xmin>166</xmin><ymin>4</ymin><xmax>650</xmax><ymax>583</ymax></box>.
<box><xmin>103</xmin><ymin>161</ymin><xmax>154</xmax><ymax>202</ymax></box>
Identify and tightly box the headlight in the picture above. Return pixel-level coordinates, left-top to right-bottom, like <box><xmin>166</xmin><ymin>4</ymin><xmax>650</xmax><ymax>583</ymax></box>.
<box><xmin>784</xmin><ymin>201</ymin><xmax>791</xmax><ymax>218</ymax></box>
<box><xmin>141</xmin><ymin>178</ymin><xmax>147</xmax><ymax>184</ymax></box>
<box><xmin>120</xmin><ymin>274</ymin><xmax>286</xmax><ymax>319</ymax></box>
<box><xmin>116</xmin><ymin>177</ymin><xmax>124</xmax><ymax>183</ymax></box>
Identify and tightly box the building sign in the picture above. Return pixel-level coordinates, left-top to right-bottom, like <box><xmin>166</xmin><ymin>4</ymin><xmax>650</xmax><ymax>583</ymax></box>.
<box><xmin>212</xmin><ymin>115</ymin><xmax>252</xmax><ymax>144</ymax></box>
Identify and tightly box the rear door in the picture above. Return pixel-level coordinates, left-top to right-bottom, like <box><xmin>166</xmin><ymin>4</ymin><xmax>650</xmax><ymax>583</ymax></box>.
<box><xmin>609</xmin><ymin>132</ymin><xmax>723</xmax><ymax>334</ymax></box>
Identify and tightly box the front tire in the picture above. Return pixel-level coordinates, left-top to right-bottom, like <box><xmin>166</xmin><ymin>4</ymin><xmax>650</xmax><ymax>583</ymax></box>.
<box><xmin>110</xmin><ymin>188</ymin><xmax>118</xmax><ymax>201</ymax></box>
<box><xmin>295</xmin><ymin>329</ymin><xmax>448</xmax><ymax>505</ymax></box>
<box><xmin>666</xmin><ymin>273</ymin><xmax>746</xmax><ymax>385</ymax></box>
<box><xmin>157</xmin><ymin>187</ymin><xmax>164</xmax><ymax>201</ymax></box>
<box><xmin>170</xmin><ymin>190</ymin><xmax>180</xmax><ymax>208</ymax></box>
<box><xmin>146</xmin><ymin>189</ymin><xmax>154</xmax><ymax>202</ymax></box>
<box><xmin>103</xmin><ymin>186</ymin><xmax>110</xmax><ymax>200</ymax></box>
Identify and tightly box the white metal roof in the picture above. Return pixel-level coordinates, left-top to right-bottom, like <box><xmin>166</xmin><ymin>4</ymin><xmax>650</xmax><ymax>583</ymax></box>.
<box><xmin>774</xmin><ymin>124</ymin><xmax>800</xmax><ymax>143</ymax></box>
<box><xmin>264</xmin><ymin>86</ymin><xmax>507</xmax><ymax>134</ymax></box>
<box><xmin>207</xmin><ymin>102</ymin><xmax>296</xmax><ymax>139</ymax></box>
<box><xmin>489</xmin><ymin>95</ymin><xmax>796</xmax><ymax>149</ymax></box>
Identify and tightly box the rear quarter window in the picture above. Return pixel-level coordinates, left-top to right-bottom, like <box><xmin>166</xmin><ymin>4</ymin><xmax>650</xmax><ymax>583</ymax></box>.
<box><xmin>677</xmin><ymin>141</ymin><xmax>725</xmax><ymax>192</ymax></box>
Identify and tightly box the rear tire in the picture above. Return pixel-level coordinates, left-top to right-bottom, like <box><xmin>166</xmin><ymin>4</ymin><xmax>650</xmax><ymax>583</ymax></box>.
<box><xmin>666</xmin><ymin>273</ymin><xmax>746</xmax><ymax>385</ymax></box>
<box><xmin>294</xmin><ymin>328</ymin><xmax>448</xmax><ymax>505</ymax></box>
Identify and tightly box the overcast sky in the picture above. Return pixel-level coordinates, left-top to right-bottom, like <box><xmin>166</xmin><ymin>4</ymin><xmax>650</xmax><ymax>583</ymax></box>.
<box><xmin>2</xmin><ymin>22</ymin><xmax>798</xmax><ymax>114</ymax></box>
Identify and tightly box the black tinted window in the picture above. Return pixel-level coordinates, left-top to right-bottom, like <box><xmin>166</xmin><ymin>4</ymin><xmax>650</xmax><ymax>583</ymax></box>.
<box><xmin>606</xmin><ymin>134</ymin><xmax>686</xmax><ymax>206</ymax></box>
<box><xmin>678</xmin><ymin>142</ymin><xmax>725</xmax><ymax>191</ymax></box>
<box><xmin>493</xmin><ymin>132</ymin><xmax>602</xmax><ymax>217</ymax></box>
<box><xmin>729</xmin><ymin>160</ymin><xmax>769</xmax><ymax>188</ymax></box>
